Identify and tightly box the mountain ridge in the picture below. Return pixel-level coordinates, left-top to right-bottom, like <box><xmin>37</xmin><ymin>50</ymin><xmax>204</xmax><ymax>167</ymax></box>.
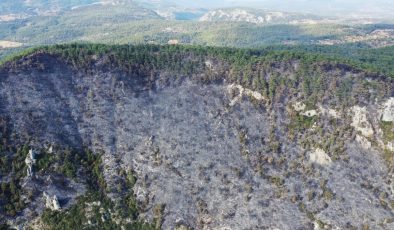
<box><xmin>199</xmin><ymin>8</ymin><xmax>322</xmax><ymax>25</ymax></box>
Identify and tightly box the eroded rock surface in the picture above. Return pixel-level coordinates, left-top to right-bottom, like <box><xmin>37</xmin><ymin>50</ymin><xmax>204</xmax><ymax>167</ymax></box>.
<box><xmin>351</xmin><ymin>106</ymin><xmax>374</xmax><ymax>137</ymax></box>
<box><xmin>382</xmin><ymin>98</ymin><xmax>394</xmax><ymax>122</ymax></box>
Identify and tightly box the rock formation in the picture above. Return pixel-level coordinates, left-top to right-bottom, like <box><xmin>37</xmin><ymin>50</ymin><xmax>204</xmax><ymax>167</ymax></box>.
<box><xmin>25</xmin><ymin>149</ymin><xmax>36</xmax><ymax>178</ymax></box>
<box><xmin>43</xmin><ymin>192</ymin><xmax>61</xmax><ymax>211</ymax></box>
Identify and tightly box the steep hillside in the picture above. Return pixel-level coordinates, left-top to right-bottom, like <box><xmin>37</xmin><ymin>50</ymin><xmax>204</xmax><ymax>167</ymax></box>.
<box><xmin>0</xmin><ymin>44</ymin><xmax>394</xmax><ymax>229</ymax></box>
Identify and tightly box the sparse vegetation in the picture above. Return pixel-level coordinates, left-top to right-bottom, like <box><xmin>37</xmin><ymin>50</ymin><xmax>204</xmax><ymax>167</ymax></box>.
<box><xmin>269</xmin><ymin>176</ymin><xmax>285</xmax><ymax>187</ymax></box>
<box><xmin>290</xmin><ymin>114</ymin><xmax>317</xmax><ymax>131</ymax></box>
<box><xmin>0</xmin><ymin>145</ymin><xmax>29</xmax><ymax>217</ymax></box>
<box><xmin>380</xmin><ymin>121</ymin><xmax>394</xmax><ymax>142</ymax></box>
<box><xmin>320</xmin><ymin>179</ymin><xmax>335</xmax><ymax>201</ymax></box>
<box><xmin>153</xmin><ymin>204</ymin><xmax>166</xmax><ymax>229</ymax></box>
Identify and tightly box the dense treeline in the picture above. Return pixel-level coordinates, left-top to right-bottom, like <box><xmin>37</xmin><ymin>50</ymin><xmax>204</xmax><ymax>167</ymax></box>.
<box><xmin>269</xmin><ymin>44</ymin><xmax>394</xmax><ymax>77</ymax></box>
<box><xmin>1</xmin><ymin>43</ymin><xmax>392</xmax><ymax>111</ymax></box>
<box><xmin>2</xmin><ymin>43</ymin><xmax>393</xmax><ymax>78</ymax></box>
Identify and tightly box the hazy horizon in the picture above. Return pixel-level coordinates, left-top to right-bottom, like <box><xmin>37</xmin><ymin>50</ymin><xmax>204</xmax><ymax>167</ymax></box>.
<box><xmin>0</xmin><ymin>0</ymin><xmax>393</xmax><ymax>20</ymax></box>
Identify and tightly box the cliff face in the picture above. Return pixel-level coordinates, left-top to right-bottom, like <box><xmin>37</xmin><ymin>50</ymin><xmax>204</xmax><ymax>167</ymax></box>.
<box><xmin>0</xmin><ymin>47</ymin><xmax>394</xmax><ymax>229</ymax></box>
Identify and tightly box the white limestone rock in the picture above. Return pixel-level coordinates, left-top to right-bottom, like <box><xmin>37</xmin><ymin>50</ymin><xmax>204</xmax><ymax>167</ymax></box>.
<box><xmin>293</xmin><ymin>102</ymin><xmax>306</xmax><ymax>112</ymax></box>
<box><xmin>356</xmin><ymin>134</ymin><xmax>372</xmax><ymax>149</ymax></box>
<box><xmin>301</xmin><ymin>110</ymin><xmax>318</xmax><ymax>117</ymax></box>
<box><xmin>309</xmin><ymin>148</ymin><xmax>332</xmax><ymax>165</ymax></box>
<box><xmin>25</xmin><ymin>149</ymin><xmax>36</xmax><ymax>165</ymax></box>
<box><xmin>167</xmin><ymin>39</ymin><xmax>179</xmax><ymax>45</ymax></box>
<box><xmin>205</xmin><ymin>60</ymin><xmax>213</xmax><ymax>69</ymax></box>
<box><xmin>25</xmin><ymin>149</ymin><xmax>37</xmax><ymax>178</ymax></box>
<box><xmin>318</xmin><ymin>104</ymin><xmax>340</xmax><ymax>118</ymax></box>
<box><xmin>387</xmin><ymin>142</ymin><xmax>394</xmax><ymax>151</ymax></box>
<box><xmin>52</xmin><ymin>196</ymin><xmax>61</xmax><ymax>210</ymax></box>
<box><xmin>227</xmin><ymin>84</ymin><xmax>264</xmax><ymax>106</ymax></box>
<box><xmin>244</xmin><ymin>88</ymin><xmax>264</xmax><ymax>101</ymax></box>
<box><xmin>381</xmin><ymin>98</ymin><xmax>394</xmax><ymax>122</ymax></box>
<box><xmin>351</xmin><ymin>106</ymin><xmax>374</xmax><ymax>137</ymax></box>
<box><xmin>43</xmin><ymin>192</ymin><xmax>61</xmax><ymax>211</ymax></box>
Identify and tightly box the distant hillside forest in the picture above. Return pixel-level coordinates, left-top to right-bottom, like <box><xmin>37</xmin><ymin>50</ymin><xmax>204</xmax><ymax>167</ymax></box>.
<box><xmin>0</xmin><ymin>3</ymin><xmax>393</xmax><ymax>49</ymax></box>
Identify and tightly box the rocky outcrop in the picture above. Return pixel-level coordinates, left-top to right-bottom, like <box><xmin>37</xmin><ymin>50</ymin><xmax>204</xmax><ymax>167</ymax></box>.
<box><xmin>301</xmin><ymin>110</ymin><xmax>318</xmax><ymax>117</ymax></box>
<box><xmin>200</xmin><ymin>9</ymin><xmax>267</xmax><ymax>24</ymax></box>
<box><xmin>43</xmin><ymin>192</ymin><xmax>61</xmax><ymax>211</ymax></box>
<box><xmin>356</xmin><ymin>134</ymin><xmax>372</xmax><ymax>149</ymax></box>
<box><xmin>293</xmin><ymin>103</ymin><xmax>339</xmax><ymax>118</ymax></box>
<box><xmin>227</xmin><ymin>84</ymin><xmax>264</xmax><ymax>106</ymax></box>
<box><xmin>318</xmin><ymin>104</ymin><xmax>340</xmax><ymax>119</ymax></box>
<box><xmin>25</xmin><ymin>149</ymin><xmax>37</xmax><ymax>178</ymax></box>
<box><xmin>309</xmin><ymin>148</ymin><xmax>332</xmax><ymax>165</ymax></box>
<box><xmin>381</xmin><ymin>98</ymin><xmax>394</xmax><ymax>122</ymax></box>
<box><xmin>293</xmin><ymin>102</ymin><xmax>306</xmax><ymax>112</ymax></box>
<box><xmin>387</xmin><ymin>142</ymin><xmax>394</xmax><ymax>151</ymax></box>
<box><xmin>351</xmin><ymin>106</ymin><xmax>374</xmax><ymax>137</ymax></box>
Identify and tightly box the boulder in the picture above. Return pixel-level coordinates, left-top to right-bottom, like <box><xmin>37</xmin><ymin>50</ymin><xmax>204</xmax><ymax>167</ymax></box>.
<box><xmin>309</xmin><ymin>148</ymin><xmax>332</xmax><ymax>165</ymax></box>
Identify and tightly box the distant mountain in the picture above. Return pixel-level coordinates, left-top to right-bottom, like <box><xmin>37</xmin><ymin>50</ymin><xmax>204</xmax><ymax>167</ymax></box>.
<box><xmin>135</xmin><ymin>0</ymin><xmax>236</xmax><ymax>9</ymax></box>
<box><xmin>0</xmin><ymin>0</ymin><xmax>97</xmax><ymax>15</ymax></box>
<box><xmin>155</xmin><ymin>8</ymin><xmax>207</xmax><ymax>20</ymax></box>
<box><xmin>135</xmin><ymin>0</ymin><xmax>394</xmax><ymax>20</ymax></box>
<box><xmin>68</xmin><ymin>3</ymin><xmax>163</xmax><ymax>21</ymax></box>
<box><xmin>199</xmin><ymin>8</ymin><xmax>321</xmax><ymax>24</ymax></box>
<box><xmin>0</xmin><ymin>1</ymin><xmax>158</xmax><ymax>22</ymax></box>
<box><xmin>134</xmin><ymin>0</ymin><xmax>207</xmax><ymax>20</ymax></box>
